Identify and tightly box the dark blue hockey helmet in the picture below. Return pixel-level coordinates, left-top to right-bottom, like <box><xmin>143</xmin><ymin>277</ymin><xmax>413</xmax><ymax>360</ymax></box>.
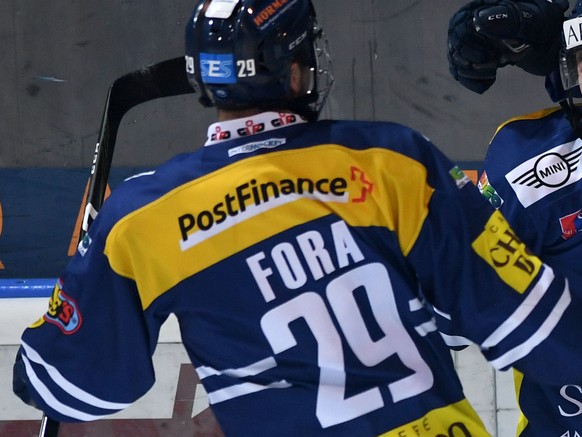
<box><xmin>184</xmin><ymin>0</ymin><xmax>333</xmax><ymax>121</ymax></box>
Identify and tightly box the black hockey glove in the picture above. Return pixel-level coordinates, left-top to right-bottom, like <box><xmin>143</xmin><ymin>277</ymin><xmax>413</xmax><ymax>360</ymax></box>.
<box><xmin>448</xmin><ymin>0</ymin><xmax>568</xmax><ymax>94</ymax></box>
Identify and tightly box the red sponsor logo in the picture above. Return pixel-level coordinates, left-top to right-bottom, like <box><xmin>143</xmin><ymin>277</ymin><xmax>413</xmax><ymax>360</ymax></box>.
<box><xmin>45</xmin><ymin>279</ymin><xmax>83</xmax><ymax>334</ymax></box>
<box><xmin>211</xmin><ymin>126</ymin><xmax>231</xmax><ymax>141</ymax></box>
<box><xmin>560</xmin><ymin>209</ymin><xmax>582</xmax><ymax>240</ymax></box>
<box><xmin>237</xmin><ymin>120</ymin><xmax>265</xmax><ymax>137</ymax></box>
<box><xmin>271</xmin><ymin>113</ymin><xmax>297</xmax><ymax>127</ymax></box>
<box><xmin>350</xmin><ymin>167</ymin><xmax>374</xmax><ymax>203</ymax></box>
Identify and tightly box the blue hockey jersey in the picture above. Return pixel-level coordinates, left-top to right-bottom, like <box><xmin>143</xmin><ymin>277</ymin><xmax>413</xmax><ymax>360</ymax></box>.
<box><xmin>479</xmin><ymin>107</ymin><xmax>582</xmax><ymax>436</ymax></box>
<box><xmin>14</xmin><ymin>112</ymin><xmax>582</xmax><ymax>437</ymax></box>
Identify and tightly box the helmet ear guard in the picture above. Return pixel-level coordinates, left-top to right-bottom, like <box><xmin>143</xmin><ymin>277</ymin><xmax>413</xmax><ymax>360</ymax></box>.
<box><xmin>184</xmin><ymin>0</ymin><xmax>333</xmax><ymax>121</ymax></box>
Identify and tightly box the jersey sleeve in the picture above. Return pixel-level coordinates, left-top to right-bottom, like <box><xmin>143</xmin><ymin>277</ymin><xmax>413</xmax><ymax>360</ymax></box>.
<box><xmin>405</xmin><ymin>136</ymin><xmax>582</xmax><ymax>386</ymax></box>
<box><xmin>12</xmin><ymin>206</ymin><xmax>163</xmax><ymax>422</ymax></box>
<box><xmin>479</xmin><ymin>141</ymin><xmax>545</xmax><ymax>253</ymax></box>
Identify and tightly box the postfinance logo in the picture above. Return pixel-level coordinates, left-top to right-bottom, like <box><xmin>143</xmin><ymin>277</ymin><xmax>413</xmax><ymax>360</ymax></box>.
<box><xmin>178</xmin><ymin>175</ymin><xmax>349</xmax><ymax>251</ymax></box>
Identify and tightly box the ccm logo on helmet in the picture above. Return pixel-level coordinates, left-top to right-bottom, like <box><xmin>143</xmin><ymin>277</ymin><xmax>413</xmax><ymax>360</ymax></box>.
<box><xmin>289</xmin><ymin>31</ymin><xmax>307</xmax><ymax>50</ymax></box>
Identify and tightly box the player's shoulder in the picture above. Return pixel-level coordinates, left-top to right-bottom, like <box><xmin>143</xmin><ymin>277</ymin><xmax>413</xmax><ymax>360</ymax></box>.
<box><xmin>96</xmin><ymin>152</ymin><xmax>203</xmax><ymax>226</ymax></box>
<box><xmin>323</xmin><ymin>118</ymin><xmax>423</xmax><ymax>137</ymax></box>
<box><xmin>319</xmin><ymin>119</ymin><xmax>434</xmax><ymax>154</ymax></box>
<box><xmin>488</xmin><ymin>106</ymin><xmax>575</xmax><ymax>159</ymax></box>
<box><xmin>493</xmin><ymin>106</ymin><xmax>569</xmax><ymax>140</ymax></box>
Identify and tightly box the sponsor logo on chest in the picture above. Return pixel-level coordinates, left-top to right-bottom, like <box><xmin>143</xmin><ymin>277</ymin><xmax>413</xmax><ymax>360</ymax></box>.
<box><xmin>506</xmin><ymin>139</ymin><xmax>582</xmax><ymax>208</ymax></box>
<box><xmin>559</xmin><ymin>209</ymin><xmax>582</xmax><ymax>240</ymax></box>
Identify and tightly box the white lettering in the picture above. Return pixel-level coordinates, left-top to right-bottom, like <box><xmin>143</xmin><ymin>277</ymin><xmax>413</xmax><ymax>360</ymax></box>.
<box><xmin>246</xmin><ymin>220</ymin><xmax>364</xmax><ymax>302</ymax></box>
<box><xmin>246</xmin><ymin>252</ymin><xmax>276</xmax><ymax>302</ymax></box>
<box><xmin>331</xmin><ymin>220</ymin><xmax>365</xmax><ymax>267</ymax></box>
<box><xmin>272</xmin><ymin>242</ymin><xmax>307</xmax><ymax>290</ymax></box>
<box><xmin>564</xmin><ymin>17</ymin><xmax>582</xmax><ymax>50</ymax></box>
<box><xmin>207</xmin><ymin>60</ymin><xmax>222</xmax><ymax>77</ymax></box>
<box><xmin>296</xmin><ymin>231</ymin><xmax>335</xmax><ymax>281</ymax></box>
<box><xmin>559</xmin><ymin>385</ymin><xmax>582</xmax><ymax>417</ymax></box>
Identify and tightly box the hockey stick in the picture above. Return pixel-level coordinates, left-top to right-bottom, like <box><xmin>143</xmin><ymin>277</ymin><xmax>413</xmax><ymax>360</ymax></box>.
<box><xmin>82</xmin><ymin>55</ymin><xmax>196</xmax><ymax>235</ymax></box>
<box><xmin>40</xmin><ymin>56</ymin><xmax>195</xmax><ymax>437</ymax></box>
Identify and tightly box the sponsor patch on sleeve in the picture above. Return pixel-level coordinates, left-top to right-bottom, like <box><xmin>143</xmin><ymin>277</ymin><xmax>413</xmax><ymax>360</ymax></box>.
<box><xmin>449</xmin><ymin>166</ymin><xmax>471</xmax><ymax>189</ymax></box>
<box><xmin>478</xmin><ymin>171</ymin><xmax>504</xmax><ymax>208</ymax></box>
<box><xmin>40</xmin><ymin>279</ymin><xmax>83</xmax><ymax>334</ymax></box>
<box><xmin>472</xmin><ymin>211</ymin><xmax>542</xmax><ymax>293</ymax></box>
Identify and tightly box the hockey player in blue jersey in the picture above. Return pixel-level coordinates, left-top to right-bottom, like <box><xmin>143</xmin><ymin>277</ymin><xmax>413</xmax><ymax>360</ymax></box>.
<box><xmin>448</xmin><ymin>0</ymin><xmax>582</xmax><ymax>435</ymax></box>
<box><xmin>13</xmin><ymin>0</ymin><xmax>582</xmax><ymax>435</ymax></box>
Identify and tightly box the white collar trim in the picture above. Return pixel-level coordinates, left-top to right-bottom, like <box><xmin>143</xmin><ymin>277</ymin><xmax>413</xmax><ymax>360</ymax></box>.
<box><xmin>205</xmin><ymin>112</ymin><xmax>306</xmax><ymax>146</ymax></box>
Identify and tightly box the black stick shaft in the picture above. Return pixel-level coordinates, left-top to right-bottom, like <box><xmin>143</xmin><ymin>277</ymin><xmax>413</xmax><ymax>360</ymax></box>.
<box><xmin>38</xmin><ymin>56</ymin><xmax>194</xmax><ymax>437</ymax></box>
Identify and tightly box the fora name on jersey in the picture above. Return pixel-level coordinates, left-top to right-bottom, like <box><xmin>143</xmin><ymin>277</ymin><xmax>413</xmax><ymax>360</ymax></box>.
<box><xmin>178</xmin><ymin>175</ymin><xmax>349</xmax><ymax>251</ymax></box>
<box><xmin>246</xmin><ymin>219</ymin><xmax>363</xmax><ymax>303</ymax></box>
<box><xmin>506</xmin><ymin>139</ymin><xmax>582</xmax><ymax>208</ymax></box>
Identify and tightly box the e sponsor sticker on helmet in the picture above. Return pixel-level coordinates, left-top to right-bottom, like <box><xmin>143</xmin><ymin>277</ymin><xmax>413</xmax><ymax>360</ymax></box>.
<box><xmin>472</xmin><ymin>211</ymin><xmax>541</xmax><ymax>293</ymax></box>
<box><xmin>200</xmin><ymin>53</ymin><xmax>236</xmax><ymax>84</ymax></box>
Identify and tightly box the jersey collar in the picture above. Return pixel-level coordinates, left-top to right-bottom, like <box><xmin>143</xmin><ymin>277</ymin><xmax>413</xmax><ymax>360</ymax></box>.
<box><xmin>205</xmin><ymin>111</ymin><xmax>306</xmax><ymax>146</ymax></box>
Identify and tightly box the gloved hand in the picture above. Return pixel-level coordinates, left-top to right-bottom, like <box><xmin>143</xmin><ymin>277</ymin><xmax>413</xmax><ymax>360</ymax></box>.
<box><xmin>448</xmin><ymin>0</ymin><xmax>568</xmax><ymax>94</ymax></box>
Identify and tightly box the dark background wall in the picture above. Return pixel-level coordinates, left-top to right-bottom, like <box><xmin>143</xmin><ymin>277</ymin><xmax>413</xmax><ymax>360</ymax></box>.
<box><xmin>1</xmin><ymin>0</ymin><xmax>557</xmax><ymax>168</ymax></box>
<box><xmin>0</xmin><ymin>0</ymin><xmax>561</xmax><ymax>277</ymax></box>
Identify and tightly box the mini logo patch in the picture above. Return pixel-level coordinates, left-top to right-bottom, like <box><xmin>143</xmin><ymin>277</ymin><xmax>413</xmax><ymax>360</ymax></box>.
<box><xmin>560</xmin><ymin>209</ymin><xmax>582</xmax><ymax>240</ymax></box>
<box><xmin>44</xmin><ymin>279</ymin><xmax>82</xmax><ymax>334</ymax></box>
<box><xmin>506</xmin><ymin>140</ymin><xmax>582</xmax><ymax>207</ymax></box>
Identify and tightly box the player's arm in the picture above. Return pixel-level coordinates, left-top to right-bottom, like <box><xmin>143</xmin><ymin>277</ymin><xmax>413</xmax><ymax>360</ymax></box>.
<box><xmin>448</xmin><ymin>0</ymin><xmax>568</xmax><ymax>93</ymax></box>
<box><xmin>12</xmin><ymin>203</ymin><xmax>162</xmax><ymax>422</ymax></box>
<box><xmin>477</xmin><ymin>129</ymin><xmax>547</xmax><ymax>253</ymax></box>
<box><xmin>404</xmin><ymin>133</ymin><xmax>582</xmax><ymax>385</ymax></box>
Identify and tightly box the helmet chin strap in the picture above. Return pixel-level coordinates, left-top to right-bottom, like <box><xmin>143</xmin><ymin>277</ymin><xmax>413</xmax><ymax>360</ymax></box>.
<box><xmin>560</xmin><ymin>93</ymin><xmax>582</xmax><ymax>140</ymax></box>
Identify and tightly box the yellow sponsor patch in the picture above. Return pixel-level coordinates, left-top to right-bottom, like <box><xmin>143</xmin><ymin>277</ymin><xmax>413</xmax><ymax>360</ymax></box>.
<box><xmin>378</xmin><ymin>399</ymin><xmax>490</xmax><ymax>436</ymax></box>
<box><xmin>472</xmin><ymin>211</ymin><xmax>541</xmax><ymax>294</ymax></box>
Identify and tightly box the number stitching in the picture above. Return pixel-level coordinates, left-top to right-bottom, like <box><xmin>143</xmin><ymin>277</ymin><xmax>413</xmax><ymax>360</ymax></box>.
<box><xmin>260</xmin><ymin>262</ymin><xmax>434</xmax><ymax>428</ymax></box>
